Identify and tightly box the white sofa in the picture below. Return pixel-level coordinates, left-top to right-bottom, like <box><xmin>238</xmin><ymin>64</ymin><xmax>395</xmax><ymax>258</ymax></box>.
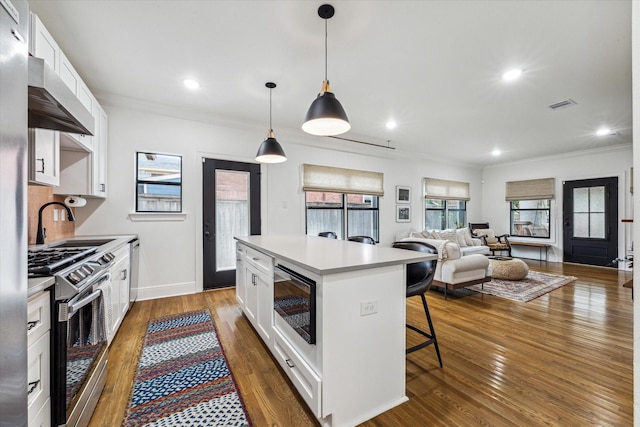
<box><xmin>395</xmin><ymin>229</ymin><xmax>491</xmax><ymax>298</ymax></box>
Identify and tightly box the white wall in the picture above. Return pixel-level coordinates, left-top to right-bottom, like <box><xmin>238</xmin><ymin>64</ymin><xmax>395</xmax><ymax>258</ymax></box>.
<box><xmin>481</xmin><ymin>146</ymin><xmax>633</xmax><ymax>262</ymax></box>
<box><xmin>73</xmin><ymin>106</ymin><xmax>483</xmax><ymax>299</ymax></box>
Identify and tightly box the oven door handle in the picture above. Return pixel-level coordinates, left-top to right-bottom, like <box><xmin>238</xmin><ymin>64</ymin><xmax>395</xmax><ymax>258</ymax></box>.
<box><xmin>67</xmin><ymin>272</ymin><xmax>110</xmax><ymax>316</ymax></box>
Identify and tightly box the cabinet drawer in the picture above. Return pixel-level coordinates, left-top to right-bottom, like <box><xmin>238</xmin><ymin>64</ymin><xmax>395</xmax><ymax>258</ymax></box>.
<box><xmin>273</xmin><ymin>330</ymin><xmax>321</xmax><ymax>417</ymax></box>
<box><xmin>244</xmin><ymin>247</ymin><xmax>273</xmax><ymax>277</ymax></box>
<box><xmin>28</xmin><ymin>331</ymin><xmax>51</xmax><ymax>420</ymax></box>
<box><xmin>29</xmin><ymin>396</ymin><xmax>51</xmax><ymax>427</ymax></box>
<box><xmin>27</xmin><ymin>291</ymin><xmax>51</xmax><ymax>347</ymax></box>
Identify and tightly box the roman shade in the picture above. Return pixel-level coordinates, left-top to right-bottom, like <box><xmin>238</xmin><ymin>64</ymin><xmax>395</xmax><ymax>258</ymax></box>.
<box><xmin>302</xmin><ymin>164</ymin><xmax>384</xmax><ymax>196</ymax></box>
<box><xmin>423</xmin><ymin>178</ymin><xmax>470</xmax><ymax>201</ymax></box>
<box><xmin>505</xmin><ymin>178</ymin><xmax>555</xmax><ymax>201</ymax></box>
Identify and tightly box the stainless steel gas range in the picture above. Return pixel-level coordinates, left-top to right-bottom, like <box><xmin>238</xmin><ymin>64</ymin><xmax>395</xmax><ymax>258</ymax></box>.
<box><xmin>29</xmin><ymin>242</ymin><xmax>116</xmax><ymax>427</ymax></box>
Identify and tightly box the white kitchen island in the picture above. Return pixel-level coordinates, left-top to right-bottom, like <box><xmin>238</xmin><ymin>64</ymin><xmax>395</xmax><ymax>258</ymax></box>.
<box><xmin>234</xmin><ymin>235</ymin><xmax>436</xmax><ymax>427</ymax></box>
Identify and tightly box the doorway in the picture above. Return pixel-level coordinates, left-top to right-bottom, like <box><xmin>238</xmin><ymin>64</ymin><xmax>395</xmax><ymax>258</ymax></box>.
<box><xmin>562</xmin><ymin>177</ymin><xmax>618</xmax><ymax>267</ymax></box>
<box><xmin>203</xmin><ymin>158</ymin><xmax>261</xmax><ymax>290</ymax></box>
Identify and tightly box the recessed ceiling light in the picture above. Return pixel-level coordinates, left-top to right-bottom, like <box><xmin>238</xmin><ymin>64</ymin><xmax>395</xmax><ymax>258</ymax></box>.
<box><xmin>386</xmin><ymin>120</ymin><xmax>397</xmax><ymax>129</ymax></box>
<box><xmin>596</xmin><ymin>127</ymin><xmax>614</xmax><ymax>136</ymax></box>
<box><xmin>492</xmin><ymin>149</ymin><xmax>501</xmax><ymax>156</ymax></box>
<box><xmin>502</xmin><ymin>68</ymin><xmax>523</xmax><ymax>81</ymax></box>
<box><xmin>183</xmin><ymin>79</ymin><xmax>200</xmax><ymax>90</ymax></box>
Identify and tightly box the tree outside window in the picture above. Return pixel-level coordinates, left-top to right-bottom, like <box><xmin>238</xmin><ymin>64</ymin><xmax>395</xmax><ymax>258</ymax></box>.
<box><xmin>425</xmin><ymin>199</ymin><xmax>466</xmax><ymax>230</ymax></box>
<box><xmin>510</xmin><ymin>199</ymin><xmax>550</xmax><ymax>238</ymax></box>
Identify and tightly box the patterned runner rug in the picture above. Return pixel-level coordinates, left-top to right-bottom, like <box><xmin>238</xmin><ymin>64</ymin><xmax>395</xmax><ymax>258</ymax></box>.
<box><xmin>467</xmin><ymin>271</ymin><xmax>577</xmax><ymax>302</ymax></box>
<box><xmin>123</xmin><ymin>309</ymin><xmax>252</xmax><ymax>426</ymax></box>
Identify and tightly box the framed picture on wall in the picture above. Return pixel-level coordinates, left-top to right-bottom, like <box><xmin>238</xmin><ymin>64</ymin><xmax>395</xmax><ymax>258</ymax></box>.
<box><xmin>396</xmin><ymin>186</ymin><xmax>411</xmax><ymax>203</ymax></box>
<box><xmin>396</xmin><ymin>205</ymin><xmax>411</xmax><ymax>223</ymax></box>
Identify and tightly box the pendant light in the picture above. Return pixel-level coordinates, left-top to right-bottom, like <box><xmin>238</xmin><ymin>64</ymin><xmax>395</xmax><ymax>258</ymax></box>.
<box><xmin>256</xmin><ymin>82</ymin><xmax>287</xmax><ymax>163</ymax></box>
<box><xmin>302</xmin><ymin>4</ymin><xmax>350</xmax><ymax>136</ymax></box>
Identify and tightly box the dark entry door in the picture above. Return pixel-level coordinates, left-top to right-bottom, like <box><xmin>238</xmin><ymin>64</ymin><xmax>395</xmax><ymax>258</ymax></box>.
<box><xmin>562</xmin><ymin>177</ymin><xmax>618</xmax><ymax>267</ymax></box>
<box><xmin>203</xmin><ymin>158</ymin><xmax>261</xmax><ymax>289</ymax></box>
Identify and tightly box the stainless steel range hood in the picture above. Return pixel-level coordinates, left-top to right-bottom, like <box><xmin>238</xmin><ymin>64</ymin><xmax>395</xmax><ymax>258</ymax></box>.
<box><xmin>28</xmin><ymin>56</ymin><xmax>94</xmax><ymax>135</ymax></box>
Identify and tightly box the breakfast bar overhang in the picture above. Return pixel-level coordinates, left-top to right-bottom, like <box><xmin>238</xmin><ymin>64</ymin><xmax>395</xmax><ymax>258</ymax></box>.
<box><xmin>234</xmin><ymin>235</ymin><xmax>436</xmax><ymax>427</ymax></box>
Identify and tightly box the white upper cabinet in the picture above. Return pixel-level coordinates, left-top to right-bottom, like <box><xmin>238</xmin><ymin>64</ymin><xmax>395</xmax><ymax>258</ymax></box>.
<box><xmin>59</xmin><ymin>52</ymin><xmax>93</xmax><ymax>152</ymax></box>
<box><xmin>54</xmin><ymin>96</ymin><xmax>108</xmax><ymax>198</ymax></box>
<box><xmin>30</xmin><ymin>12</ymin><xmax>108</xmax><ymax>196</ymax></box>
<box><xmin>29</xmin><ymin>13</ymin><xmax>59</xmax><ymax>71</ymax></box>
<box><xmin>28</xmin><ymin>13</ymin><xmax>61</xmax><ymax>187</ymax></box>
<box><xmin>92</xmin><ymin>102</ymin><xmax>108</xmax><ymax>197</ymax></box>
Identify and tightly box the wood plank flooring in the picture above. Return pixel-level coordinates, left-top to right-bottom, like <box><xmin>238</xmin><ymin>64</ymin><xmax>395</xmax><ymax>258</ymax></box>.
<box><xmin>89</xmin><ymin>260</ymin><xmax>633</xmax><ymax>426</ymax></box>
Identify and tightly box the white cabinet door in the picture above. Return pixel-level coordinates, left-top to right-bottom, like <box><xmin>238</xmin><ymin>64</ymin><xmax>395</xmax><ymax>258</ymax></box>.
<box><xmin>30</xmin><ymin>13</ymin><xmax>60</xmax><ymax>71</ymax></box>
<box><xmin>235</xmin><ymin>253</ymin><xmax>246</xmax><ymax>306</ymax></box>
<box><xmin>256</xmin><ymin>271</ymin><xmax>273</xmax><ymax>345</ymax></box>
<box><xmin>29</xmin><ymin>128</ymin><xmax>60</xmax><ymax>186</ymax></box>
<box><xmin>108</xmin><ymin>249</ymin><xmax>130</xmax><ymax>343</ymax></box>
<box><xmin>59</xmin><ymin>52</ymin><xmax>93</xmax><ymax>152</ymax></box>
<box><xmin>27</xmin><ymin>291</ymin><xmax>51</xmax><ymax>427</ymax></box>
<box><xmin>244</xmin><ymin>263</ymin><xmax>258</xmax><ymax>326</ymax></box>
<box><xmin>92</xmin><ymin>103</ymin><xmax>108</xmax><ymax>197</ymax></box>
<box><xmin>54</xmin><ymin>100</ymin><xmax>108</xmax><ymax>198</ymax></box>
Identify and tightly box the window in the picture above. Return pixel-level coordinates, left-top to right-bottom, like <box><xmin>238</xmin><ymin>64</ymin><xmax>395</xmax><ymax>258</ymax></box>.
<box><xmin>425</xmin><ymin>199</ymin><xmax>466</xmax><ymax>230</ymax></box>
<box><xmin>423</xmin><ymin>177</ymin><xmax>469</xmax><ymax>229</ymax></box>
<box><xmin>136</xmin><ymin>152</ymin><xmax>182</xmax><ymax>212</ymax></box>
<box><xmin>306</xmin><ymin>192</ymin><xmax>379</xmax><ymax>241</ymax></box>
<box><xmin>302</xmin><ymin>164</ymin><xmax>383</xmax><ymax>241</ymax></box>
<box><xmin>510</xmin><ymin>199</ymin><xmax>550</xmax><ymax>238</ymax></box>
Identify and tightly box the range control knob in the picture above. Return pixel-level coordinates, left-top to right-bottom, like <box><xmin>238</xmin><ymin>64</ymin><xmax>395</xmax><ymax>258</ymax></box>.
<box><xmin>101</xmin><ymin>252</ymin><xmax>115</xmax><ymax>263</ymax></box>
<box><xmin>67</xmin><ymin>271</ymin><xmax>82</xmax><ymax>284</ymax></box>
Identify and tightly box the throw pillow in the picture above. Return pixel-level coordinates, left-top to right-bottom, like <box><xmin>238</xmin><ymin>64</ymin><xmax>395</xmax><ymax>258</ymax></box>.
<box><xmin>462</xmin><ymin>228</ymin><xmax>474</xmax><ymax>246</ymax></box>
<box><xmin>455</xmin><ymin>228</ymin><xmax>468</xmax><ymax>247</ymax></box>
<box><xmin>474</xmin><ymin>229</ymin><xmax>497</xmax><ymax>244</ymax></box>
<box><xmin>439</xmin><ymin>229</ymin><xmax>458</xmax><ymax>244</ymax></box>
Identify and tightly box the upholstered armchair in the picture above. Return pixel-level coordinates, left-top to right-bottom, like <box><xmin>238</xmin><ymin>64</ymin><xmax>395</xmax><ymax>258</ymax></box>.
<box><xmin>468</xmin><ymin>222</ymin><xmax>512</xmax><ymax>257</ymax></box>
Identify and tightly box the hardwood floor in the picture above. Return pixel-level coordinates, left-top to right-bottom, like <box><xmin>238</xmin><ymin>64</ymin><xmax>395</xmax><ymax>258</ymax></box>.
<box><xmin>89</xmin><ymin>261</ymin><xmax>633</xmax><ymax>427</ymax></box>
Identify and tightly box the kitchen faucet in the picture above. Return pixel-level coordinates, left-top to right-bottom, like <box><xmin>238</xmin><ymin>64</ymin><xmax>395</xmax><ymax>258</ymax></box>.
<box><xmin>36</xmin><ymin>202</ymin><xmax>75</xmax><ymax>245</ymax></box>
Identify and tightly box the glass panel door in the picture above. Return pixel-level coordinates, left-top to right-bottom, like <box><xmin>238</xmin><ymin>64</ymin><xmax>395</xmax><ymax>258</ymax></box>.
<box><xmin>215</xmin><ymin>170</ymin><xmax>249</xmax><ymax>271</ymax></box>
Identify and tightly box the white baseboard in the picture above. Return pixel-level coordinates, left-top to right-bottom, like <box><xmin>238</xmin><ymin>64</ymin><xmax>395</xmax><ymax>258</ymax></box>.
<box><xmin>134</xmin><ymin>281</ymin><xmax>196</xmax><ymax>301</ymax></box>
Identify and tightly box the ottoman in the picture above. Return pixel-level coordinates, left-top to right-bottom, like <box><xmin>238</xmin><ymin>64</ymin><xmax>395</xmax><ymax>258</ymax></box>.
<box><xmin>488</xmin><ymin>257</ymin><xmax>529</xmax><ymax>280</ymax></box>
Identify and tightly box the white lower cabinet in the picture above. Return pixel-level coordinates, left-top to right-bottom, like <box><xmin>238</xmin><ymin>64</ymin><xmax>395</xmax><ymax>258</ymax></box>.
<box><xmin>236</xmin><ymin>242</ymin><xmax>321</xmax><ymax>417</ymax></box>
<box><xmin>27</xmin><ymin>290</ymin><xmax>51</xmax><ymax>427</ymax></box>
<box><xmin>240</xmin><ymin>246</ymin><xmax>273</xmax><ymax>347</ymax></box>
<box><xmin>107</xmin><ymin>244</ymin><xmax>131</xmax><ymax>344</ymax></box>
<box><xmin>273</xmin><ymin>329</ymin><xmax>322</xmax><ymax>417</ymax></box>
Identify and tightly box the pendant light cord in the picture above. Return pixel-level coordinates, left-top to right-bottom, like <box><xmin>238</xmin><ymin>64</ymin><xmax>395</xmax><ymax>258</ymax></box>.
<box><xmin>324</xmin><ymin>17</ymin><xmax>328</xmax><ymax>81</ymax></box>
<box><xmin>269</xmin><ymin>87</ymin><xmax>273</xmax><ymax>130</ymax></box>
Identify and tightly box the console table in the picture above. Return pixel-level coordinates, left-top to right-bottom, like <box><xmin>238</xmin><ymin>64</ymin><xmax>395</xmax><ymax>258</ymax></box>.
<box><xmin>510</xmin><ymin>241</ymin><xmax>550</xmax><ymax>261</ymax></box>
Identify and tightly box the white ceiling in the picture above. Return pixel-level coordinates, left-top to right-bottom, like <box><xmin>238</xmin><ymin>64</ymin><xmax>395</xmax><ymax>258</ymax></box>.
<box><xmin>28</xmin><ymin>0</ymin><xmax>632</xmax><ymax>166</ymax></box>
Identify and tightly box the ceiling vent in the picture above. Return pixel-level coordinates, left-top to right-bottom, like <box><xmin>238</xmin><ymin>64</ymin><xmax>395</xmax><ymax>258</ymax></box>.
<box><xmin>548</xmin><ymin>99</ymin><xmax>577</xmax><ymax>111</ymax></box>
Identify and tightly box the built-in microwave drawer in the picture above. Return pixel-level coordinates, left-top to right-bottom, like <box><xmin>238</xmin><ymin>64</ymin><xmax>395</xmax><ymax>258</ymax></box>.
<box><xmin>273</xmin><ymin>329</ymin><xmax>321</xmax><ymax>418</ymax></box>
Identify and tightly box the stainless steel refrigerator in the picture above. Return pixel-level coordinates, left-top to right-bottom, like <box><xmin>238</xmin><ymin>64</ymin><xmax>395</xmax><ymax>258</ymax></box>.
<box><xmin>0</xmin><ymin>0</ymin><xmax>29</xmax><ymax>425</ymax></box>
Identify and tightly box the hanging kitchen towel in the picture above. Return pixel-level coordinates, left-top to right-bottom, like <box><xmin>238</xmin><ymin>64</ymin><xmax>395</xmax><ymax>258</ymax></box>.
<box><xmin>96</xmin><ymin>278</ymin><xmax>114</xmax><ymax>345</ymax></box>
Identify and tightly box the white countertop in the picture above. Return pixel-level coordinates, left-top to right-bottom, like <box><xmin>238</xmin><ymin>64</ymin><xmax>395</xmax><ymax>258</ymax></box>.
<box><xmin>235</xmin><ymin>235</ymin><xmax>435</xmax><ymax>275</ymax></box>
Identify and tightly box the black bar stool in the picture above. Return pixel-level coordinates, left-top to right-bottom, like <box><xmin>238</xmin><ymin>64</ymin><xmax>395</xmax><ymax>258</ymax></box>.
<box><xmin>318</xmin><ymin>231</ymin><xmax>338</xmax><ymax>239</ymax></box>
<box><xmin>392</xmin><ymin>241</ymin><xmax>443</xmax><ymax>367</ymax></box>
<box><xmin>347</xmin><ymin>236</ymin><xmax>375</xmax><ymax>245</ymax></box>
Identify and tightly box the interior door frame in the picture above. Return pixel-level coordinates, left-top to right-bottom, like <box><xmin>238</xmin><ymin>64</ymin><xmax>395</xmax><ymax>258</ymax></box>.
<box><xmin>195</xmin><ymin>153</ymin><xmax>263</xmax><ymax>293</ymax></box>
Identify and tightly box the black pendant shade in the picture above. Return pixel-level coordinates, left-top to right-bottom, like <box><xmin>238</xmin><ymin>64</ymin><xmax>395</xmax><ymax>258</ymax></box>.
<box><xmin>256</xmin><ymin>130</ymin><xmax>287</xmax><ymax>163</ymax></box>
<box><xmin>256</xmin><ymin>82</ymin><xmax>287</xmax><ymax>164</ymax></box>
<box><xmin>303</xmin><ymin>81</ymin><xmax>350</xmax><ymax>136</ymax></box>
<box><xmin>302</xmin><ymin>4</ymin><xmax>350</xmax><ymax>136</ymax></box>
